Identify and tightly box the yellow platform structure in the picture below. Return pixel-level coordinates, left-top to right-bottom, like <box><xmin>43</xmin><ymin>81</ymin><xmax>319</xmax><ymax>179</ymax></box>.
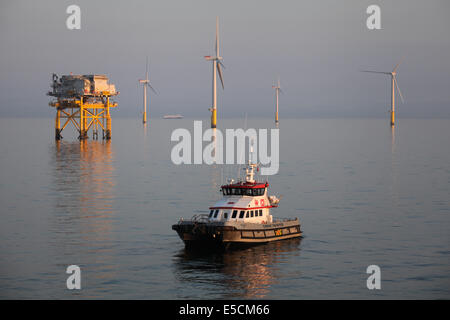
<box><xmin>48</xmin><ymin>74</ymin><xmax>118</xmax><ymax>140</ymax></box>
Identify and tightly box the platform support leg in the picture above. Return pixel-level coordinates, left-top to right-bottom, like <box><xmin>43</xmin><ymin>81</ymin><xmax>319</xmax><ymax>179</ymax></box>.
<box><xmin>105</xmin><ymin>97</ymin><xmax>112</xmax><ymax>140</ymax></box>
<box><xmin>55</xmin><ymin>109</ymin><xmax>62</xmax><ymax>140</ymax></box>
<box><xmin>93</xmin><ymin>109</ymin><xmax>99</xmax><ymax>140</ymax></box>
<box><xmin>79</xmin><ymin>98</ymin><xmax>88</xmax><ymax>140</ymax></box>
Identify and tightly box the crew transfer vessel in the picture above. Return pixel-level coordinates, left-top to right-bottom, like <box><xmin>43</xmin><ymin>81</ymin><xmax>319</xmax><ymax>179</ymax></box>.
<box><xmin>172</xmin><ymin>162</ymin><xmax>302</xmax><ymax>249</ymax></box>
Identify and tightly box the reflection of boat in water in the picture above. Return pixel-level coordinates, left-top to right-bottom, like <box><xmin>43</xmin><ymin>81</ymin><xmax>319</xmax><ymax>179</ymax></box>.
<box><xmin>172</xmin><ymin>161</ymin><xmax>302</xmax><ymax>250</ymax></box>
<box><xmin>163</xmin><ymin>114</ymin><xmax>184</xmax><ymax>119</ymax></box>
<box><xmin>173</xmin><ymin>237</ymin><xmax>302</xmax><ymax>299</ymax></box>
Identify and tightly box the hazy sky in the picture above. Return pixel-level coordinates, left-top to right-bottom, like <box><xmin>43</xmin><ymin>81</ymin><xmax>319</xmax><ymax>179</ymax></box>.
<box><xmin>0</xmin><ymin>0</ymin><xmax>449</xmax><ymax>118</ymax></box>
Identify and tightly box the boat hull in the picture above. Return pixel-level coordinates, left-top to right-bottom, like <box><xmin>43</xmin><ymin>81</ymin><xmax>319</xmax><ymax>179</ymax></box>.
<box><xmin>172</xmin><ymin>219</ymin><xmax>302</xmax><ymax>249</ymax></box>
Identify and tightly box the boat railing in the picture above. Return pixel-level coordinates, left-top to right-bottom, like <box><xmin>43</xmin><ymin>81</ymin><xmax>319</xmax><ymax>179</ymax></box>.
<box><xmin>273</xmin><ymin>217</ymin><xmax>298</xmax><ymax>222</ymax></box>
<box><xmin>177</xmin><ymin>214</ymin><xmax>210</xmax><ymax>224</ymax></box>
<box><xmin>188</xmin><ymin>214</ymin><xmax>210</xmax><ymax>223</ymax></box>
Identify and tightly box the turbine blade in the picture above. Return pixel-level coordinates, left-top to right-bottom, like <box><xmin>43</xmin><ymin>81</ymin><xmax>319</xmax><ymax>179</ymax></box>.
<box><xmin>360</xmin><ymin>70</ymin><xmax>391</xmax><ymax>75</ymax></box>
<box><xmin>148</xmin><ymin>83</ymin><xmax>157</xmax><ymax>95</ymax></box>
<box><xmin>217</xmin><ymin>62</ymin><xmax>224</xmax><ymax>90</ymax></box>
<box><xmin>146</xmin><ymin>57</ymin><xmax>149</xmax><ymax>80</ymax></box>
<box><xmin>393</xmin><ymin>59</ymin><xmax>403</xmax><ymax>73</ymax></box>
<box><xmin>394</xmin><ymin>77</ymin><xmax>404</xmax><ymax>103</ymax></box>
<box><xmin>215</xmin><ymin>17</ymin><xmax>219</xmax><ymax>57</ymax></box>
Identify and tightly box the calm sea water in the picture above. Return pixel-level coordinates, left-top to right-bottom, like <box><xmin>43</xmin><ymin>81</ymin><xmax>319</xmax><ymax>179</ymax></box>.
<box><xmin>0</xmin><ymin>117</ymin><xmax>449</xmax><ymax>299</ymax></box>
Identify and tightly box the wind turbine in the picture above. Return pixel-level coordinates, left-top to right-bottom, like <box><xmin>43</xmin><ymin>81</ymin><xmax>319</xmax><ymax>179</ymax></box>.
<box><xmin>362</xmin><ymin>61</ymin><xmax>405</xmax><ymax>127</ymax></box>
<box><xmin>204</xmin><ymin>17</ymin><xmax>224</xmax><ymax>128</ymax></box>
<box><xmin>272</xmin><ymin>77</ymin><xmax>282</xmax><ymax>123</ymax></box>
<box><xmin>139</xmin><ymin>58</ymin><xmax>157</xmax><ymax>124</ymax></box>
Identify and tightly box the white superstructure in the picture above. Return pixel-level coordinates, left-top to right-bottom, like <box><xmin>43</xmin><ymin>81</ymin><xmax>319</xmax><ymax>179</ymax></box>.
<box><xmin>208</xmin><ymin>163</ymin><xmax>278</xmax><ymax>224</ymax></box>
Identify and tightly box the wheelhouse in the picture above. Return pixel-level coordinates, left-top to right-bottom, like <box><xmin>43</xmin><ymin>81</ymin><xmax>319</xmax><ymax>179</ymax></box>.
<box><xmin>221</xmin><ymin>182</ymin><xmax>268</xmax><ymax>197</ymax></box>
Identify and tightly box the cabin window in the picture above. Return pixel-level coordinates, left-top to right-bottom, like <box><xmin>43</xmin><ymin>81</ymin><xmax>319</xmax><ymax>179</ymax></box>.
<box><xmin>259</xmin><ymin>209</ymin><xmax>263</xmax><ymax>216</ymax></box>
<box><xmin>239</xmin><ymin>211</ymin><xmax>245</xmax><ymax>218</ymax></box>
<box><xmin>246</xmin><ymin>212</ymin><xmax>249</xmax><ymax>218</ymax></box>
<box><xmin>223</xmin><ymin>188</ymin><xmax>251</xmax><ymax>196</ymax></box>
<box><xmin>209</xmin><ymin>210</ymin><xmax>214</xmax><ymax>218</ymax></box>
<box><xmin>246</xmin><ymin>188</ymin><xmax>264</xmax><ymax>196</ymax></box>
<box><xmin>223</xmin><ymin>187</ymin><xmax>265</xmax><ymax>196</ymax></box>
<box><xmin>214</xmin><ymin>210</ymin><xmax>219</xmax><ymax>218</ymax></box>
<box><xmin>232</xmin><ymin>210</ymin><xmax>238</xmax><ymax>218</ymax></box>
<box><xmin>250</xmin><ymin>211</ymin><xmax>254</xmax><ymax>217</ymax></box>
<box><xmin>223</xmin><ymin>212</ymin><xmax>228</xmax><ymax>219</ymax></box>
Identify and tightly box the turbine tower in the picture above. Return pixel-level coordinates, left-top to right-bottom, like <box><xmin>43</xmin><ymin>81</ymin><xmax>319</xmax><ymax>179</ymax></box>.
<box><xmin>139</xmin><ymin>58</ymin><xmax>157</xmax><ymax>124</ymax></box>
<box><xmin>204</xmin><ymin>17</ymin><xmax>224</xmax><ymax>128</ymax></box>
<box><xmin>272</xmin><ymin>77</ymin><xmax>282</xmax><ymax>123</ymax></box>
<box><xmin>362</xmin><ymin>61</ymin><xmax>405</xmax><ymax>127</ymax></box>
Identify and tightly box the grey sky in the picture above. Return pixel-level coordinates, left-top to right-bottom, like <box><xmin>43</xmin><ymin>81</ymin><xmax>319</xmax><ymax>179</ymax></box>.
<box><xmin>0</xmin><ymin>0</ymin><xmax>449</xmax><ymax>118</ymax></box>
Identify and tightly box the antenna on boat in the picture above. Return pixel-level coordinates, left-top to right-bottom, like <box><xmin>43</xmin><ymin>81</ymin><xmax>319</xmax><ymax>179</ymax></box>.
<box><xmin>242</xmin><ymin>136</ymin><xmax>260</xmax><ymax>183</ymax></box>
<box><xmin>249</xmin><ymin>137</ymin><xmax>256</xmax><ymax>165</ymax></box>
<box><xmin>237</xmin><ymin>113</ymin><xmax>248</xmax><ymax>181</ymax></box>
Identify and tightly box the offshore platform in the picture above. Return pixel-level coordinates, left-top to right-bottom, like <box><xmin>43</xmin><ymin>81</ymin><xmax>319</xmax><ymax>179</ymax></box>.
<box><xmin>48</xmin><ymin>74</ymin><xmax>118</xmax><ymax>140</ymax></box>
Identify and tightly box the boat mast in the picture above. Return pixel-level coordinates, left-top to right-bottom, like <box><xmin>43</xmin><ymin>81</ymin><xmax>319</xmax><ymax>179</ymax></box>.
<box><xmin>245</xmin><ymin>139</ymin><xmax>258</xmax><ymax>183</ymax></box>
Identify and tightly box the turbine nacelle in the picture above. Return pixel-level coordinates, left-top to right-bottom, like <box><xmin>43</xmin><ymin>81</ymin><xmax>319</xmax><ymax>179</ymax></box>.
<box><xmin>272</xmin><ymin>77</ymin><xmax>282</xmax><ymax>91</ymax></box>
<box><xmin>204</xmin><ymin>56</ymin><xmax>222</xmax><ymax>61</ymax></box>
<box><xmin>272</xmin><ymin>78</ymin><xmax>282</xmax><ymax>93</ymax></box>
